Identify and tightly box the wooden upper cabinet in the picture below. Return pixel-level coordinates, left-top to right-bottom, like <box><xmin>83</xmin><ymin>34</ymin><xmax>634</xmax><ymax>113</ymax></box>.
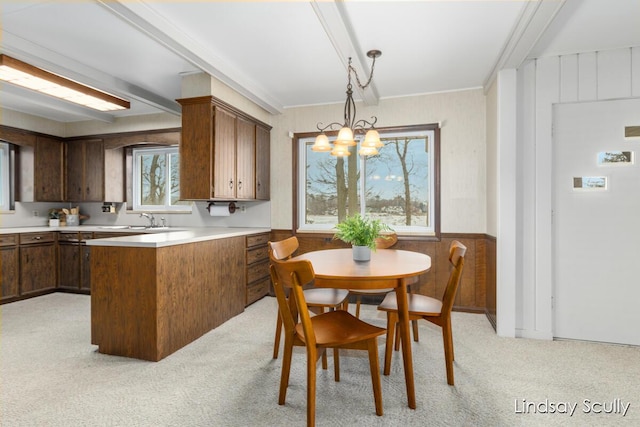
<box><xmin>255</xmin><ymin>125</ymin><xmax>270</xmax><ymax>200</ymax></box>
<box><xmin>65</xmin><ymin>139</ymin><xmax>124</xmax><ymax>202</ymax></box>
<box><xmin>178</xmin><ymin>98</ymin><xmax>213</xmax><ymax>200</ymax></box>
<box><xmin>177</xmin><ymin>96</ymin><xmax>271</xmax><ymax>201</ymax></box>
<box><xmin>213</xmin><ymin>107</ymin><xmax>237</xmax><ymax>199</ymax></box>
<box><xmin>34</xmin><ymin>136</ymin><xmax>64</xmax><ymax>202</ymax></box>
<box><xmin>236</xmin><ymin>116</ymin><xmax>256</xmax><ymax>199</ymax></box>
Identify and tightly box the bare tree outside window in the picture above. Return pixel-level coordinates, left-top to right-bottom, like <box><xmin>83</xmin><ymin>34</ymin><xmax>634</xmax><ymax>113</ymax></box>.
<box><xmin>133</xmin><ymin>147</ymin><xmax>188</xmax><ymax>211</ymax></box>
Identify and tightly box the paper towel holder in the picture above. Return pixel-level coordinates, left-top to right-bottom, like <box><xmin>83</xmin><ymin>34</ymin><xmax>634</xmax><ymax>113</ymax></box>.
<box><xmin>207</xmin><ymin>201</ymin><xmax>236</xmax><ymax>215</ymax></box>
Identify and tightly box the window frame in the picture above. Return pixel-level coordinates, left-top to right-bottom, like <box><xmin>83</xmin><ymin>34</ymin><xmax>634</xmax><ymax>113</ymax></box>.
<box><xmin>131</xmin><ymin>146</ymin><xmax>187</xmax><ymax>212</ymax></box>
<box><xmin>292</xmin><ymin>123</ymin><xmax>440</xmax><ymax>239</ymax></box>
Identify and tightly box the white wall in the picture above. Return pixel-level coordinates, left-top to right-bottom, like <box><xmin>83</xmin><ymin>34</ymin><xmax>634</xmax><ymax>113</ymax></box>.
<box><xmin>511</xmin><ymin>46</ymin><xmax>640</xmax><ymax>339</ymax></box>
<box><xmin>270</xmin><ymin>89</ymin><xmax>487</xmax><ymax>233</ymax></box>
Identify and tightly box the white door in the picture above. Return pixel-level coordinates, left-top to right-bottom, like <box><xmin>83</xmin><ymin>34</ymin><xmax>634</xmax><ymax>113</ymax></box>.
<box><xmin>553</xmin><ymin>98</ymin><xmax>640</xmax><ymax>345</ymax></box>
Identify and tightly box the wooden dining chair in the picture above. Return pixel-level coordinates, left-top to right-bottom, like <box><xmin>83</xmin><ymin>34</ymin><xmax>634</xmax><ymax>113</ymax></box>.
<box><xmin>269</xmin><ymin>237</ymin><xmax>349</xmax><ymax>360</ymax></box>
<box><xmin>348</xmin><ymin>233</ymin><xmax>420</xmax><ymax>342</ymax></box>
<box><xmin>270</xmin><ymin>258</ymin><xmax>385</xmax><ymax>427</ymax></box>
<box><xmin>378</xmin><ymin>240</ymin><xmax>467</xmax><ymax>385</ymax></box>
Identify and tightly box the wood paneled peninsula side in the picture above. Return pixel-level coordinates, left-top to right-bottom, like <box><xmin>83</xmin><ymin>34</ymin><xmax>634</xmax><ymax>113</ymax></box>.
<box><xmin>87</xmin><ymin>228</ymin><xmax>270</xmax><ymax>361</ymax></box>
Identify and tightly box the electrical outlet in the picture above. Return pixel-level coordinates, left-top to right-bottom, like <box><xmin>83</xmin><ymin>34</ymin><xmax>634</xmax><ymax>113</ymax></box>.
<box><xmin>32</xmin><ymin>210</ymin><xmax>39</xmax><ymax>217</ymax></box>
<box><xmin>240</xmin><ymin>205</ymin><xmax>246</xmax><ymax>213</ymax></box>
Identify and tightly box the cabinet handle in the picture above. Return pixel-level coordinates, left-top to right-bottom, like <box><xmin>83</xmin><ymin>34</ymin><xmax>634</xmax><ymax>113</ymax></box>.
<box><xmin>257</xmin><ymin>182</ymin><xmax>261</xmax><ymax>190</ymax></box>
<box><xmin>229</xmin><ymin>180</ymin><xmax>234</xmax><ymax>189</ymax></box>
<box><xmin>33</xmin><ymin>236</ymin><xmax>42</xmax><ymax>240</ymax></box>
<box><xmin>238</xmin><ymin>180</ymin><xmax>242</xmax><ymax>190</ymax></box>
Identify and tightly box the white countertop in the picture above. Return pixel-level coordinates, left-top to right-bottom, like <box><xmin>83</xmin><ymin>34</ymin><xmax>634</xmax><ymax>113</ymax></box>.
<box><xmin>0</xmin><ymin>226</ymin><xmax>271</xmax><ymax>248</ymax></box>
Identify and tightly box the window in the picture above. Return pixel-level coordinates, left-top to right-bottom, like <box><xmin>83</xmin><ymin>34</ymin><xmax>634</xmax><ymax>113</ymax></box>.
<box><xmin>132</xmin><ymin>146</ymin><xmax>188</xmax><ymax>211</ymax></box>
<box><xmin>295</xmin><ymin>124</ymin><xmax>440</xmax><ymax>235</ymax></box>
<box><xmin>0</xmin><ymin>142</ymin><xmax>13</xmax><ymax>211</ymax></box>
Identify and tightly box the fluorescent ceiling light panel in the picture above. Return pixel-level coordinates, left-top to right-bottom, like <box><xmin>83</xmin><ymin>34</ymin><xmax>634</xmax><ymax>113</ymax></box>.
<box><xmin>0</xmin><ymin>54</ymin><xmax>129</xmax><ymax>111</ymax></box>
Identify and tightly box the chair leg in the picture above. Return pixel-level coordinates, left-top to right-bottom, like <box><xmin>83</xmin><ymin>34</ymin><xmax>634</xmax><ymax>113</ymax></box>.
<box><xmin>394</xmin><ymin>321</ymin><xmax>401</xmax><ymax>352</ymax></box>
<box><xmin>442</xmin><ymin>319</ymin><xmax>455</xmax><ymax>386</ymax></box>
<box><xmin>383</xmin><ymin>312</ymin><xmax>396</xmax><ymax>376</ymax></box>
<box><xmin>319</xmin><ymin>307</ymin><xmax>328</xmax><ymax>370</ymax></box>
<box><xmin>273</xmin><ymin>313</ymin><xmax>283</xmax><ymax>359</ymax></box>
<box><xmin>279</xmin><ymin>334</ymin><xmax>295</xmax><ymax>405</ymax></box>
<box><xmin>367</xmin><ymin>339</ymin><xmax>384</xmax><ymax>416</ymax></box>
<box><xmin>307</xmin><ymin>346</ymin><xmax>317</xmax><ymax>427</ymax></box>
<box><xmin>355</xmin><ymin>295</ymin><xmax>362</xmax><ymax>318</ymax></box>
<box><xmin>333</xmin><ymin>348</ymin><xmax>340</xmax><ymax>382</ymax></box>
<box><xmin>412</xmin><ymin>319</ymin><xmax>419</xmax><ymax>342</ymax></box>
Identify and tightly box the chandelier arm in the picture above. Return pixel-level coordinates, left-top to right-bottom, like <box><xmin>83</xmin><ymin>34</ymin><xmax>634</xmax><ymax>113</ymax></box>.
<box><xmin>316</xmin><ymin>122</ymin><xmax>344</xmax><ymax>133</ymax></box>
<box><xmin>352</xmin><ymin>117</ymin><xmax>378</xmax><ymax>132</ymax></box>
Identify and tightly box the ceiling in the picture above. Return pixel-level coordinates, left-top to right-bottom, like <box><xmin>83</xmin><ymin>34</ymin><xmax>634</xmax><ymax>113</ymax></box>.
<box><xmin>1</xmin><ymin>0</ymin><xmax>639</xmax><ymax>124</ymax></box>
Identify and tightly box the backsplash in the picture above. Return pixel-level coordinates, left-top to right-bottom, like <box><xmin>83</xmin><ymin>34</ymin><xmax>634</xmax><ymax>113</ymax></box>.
<box><xmin>0</xmin><ymin>200</ymin><xmax>271</xmax><ymax>229</ymax></box>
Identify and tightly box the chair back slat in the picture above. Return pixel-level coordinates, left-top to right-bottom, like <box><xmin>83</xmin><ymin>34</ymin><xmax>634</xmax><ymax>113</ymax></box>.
<box><xmin>269</xmin><ymin>236</ymin><xmax>299</xmax><ymax>260</ymax></box>
<box><xmin>270</xmin><ymin>264</ymin><xmax>299</xmax><ymax>334</ymax></box>
<box><xmin>440</xmin><ymin>240</ymin><xmax>467</xmax><ymax>315</ymax></box>
<box><xmin>375</xmin><ymin>232</ymin><xmax>398</xmax><ymax>249</ymax></box>
<box><xmin>271</xmin><ymin>258</ymin><xmax>318</xmax><ymax>348</ymax></box>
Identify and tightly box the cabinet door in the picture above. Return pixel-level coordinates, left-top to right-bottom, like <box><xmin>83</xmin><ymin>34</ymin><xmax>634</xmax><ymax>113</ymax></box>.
<box><xmin>1</xmin><ymin>246</ymin><xmax>19</xmax><ymax>301</ymax></box>
<box><xmin>84</xmin><ymin>140</ymin><xmax>105</xmax><ymax>202</ymax></box>
<box><xmin>35</xmin><ymin>136</ymin><xmax>64</xmax><ymax>201</ymax></box>
<box><xmin>58</xmin><ymin>243</ymin><xmax>81</xmax><ymax>290</ymax></box>
<box><xmin>255</xmin><ymin>125</ymin><xmax>270</xmax><ymax>200</ymax></box>
<box><xmin>178</xmin><ymin>98</ymin><xmax>214</xmax><ymax>200</ymax></box>
<box><xmin>236</xmin><ymin>117</ymin><xmax>255</xmax><ymax>199</ymax></box>
<box><xmin>20</xmin><ymin>244</ymin><xmax>57</xmax><ymax>295</ymax></box>
<box><xmin>66</xmin><ymin>141</ymin><xmax>85</xmax><ymax>201</ymax></box>
<box><xmin>213</xmin><ymin>107</ymin><xmax>237</xmax><ymax>199</ymax></box>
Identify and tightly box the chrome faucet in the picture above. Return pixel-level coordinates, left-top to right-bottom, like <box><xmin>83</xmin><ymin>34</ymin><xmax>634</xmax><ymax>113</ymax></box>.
<box><xmin>139</xmin><ymin>212</ymin><xmax>156</xmax><ymax>228</ymax></box>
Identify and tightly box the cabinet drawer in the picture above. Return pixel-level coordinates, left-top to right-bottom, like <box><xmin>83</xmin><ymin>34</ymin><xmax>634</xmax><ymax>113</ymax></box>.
<box><xmin>246</xmin><ymin>245</ymin><xmax>268</xmax><ymax>265</ymax></box>
<box><xmin>19</xmin><ymin>232</ymin><xmax>56</xmax><ymax>245</ymax></box>
<box><xmin>0</xmin><ymin>234</ymin><xmax>18</xmax><ymax>246</ymax></box>
<box><xmin>246</xmin><ymin>233</ymin><xmax>269</xmax><ymax>248</ymax></box>
<box><xmin>247</xmin><ymin>276</ymin><xmax>270</xmax><ymax>305</ymax></box>
<box><xmin>247</xmin><ymin>259</ymin><xmax>269</xmax><ymax>284</ymax></box>
<box><xmin>58</xmin><ymin>232</ymin><xmax>80</xmax><ymax>242</ymax></box>
<box><xmin>79</xmin><ymin>232</ymin><xmax>93</xmax><ymax>241</ymax></box>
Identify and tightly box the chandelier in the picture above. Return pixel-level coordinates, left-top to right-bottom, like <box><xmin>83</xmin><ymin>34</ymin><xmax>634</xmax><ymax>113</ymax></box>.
<box><xmin>311</xmin><ymin>50</ymin><xmax>383</xmax><ymax>157</ymax></box>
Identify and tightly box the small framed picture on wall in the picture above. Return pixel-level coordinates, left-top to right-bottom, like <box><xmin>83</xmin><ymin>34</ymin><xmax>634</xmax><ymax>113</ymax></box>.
<box><xmin>597</xmin><ymin>151</ymin><xmax>633</xmax><ymax>165</ymax></box>
<box><xmin>573</xmin><ymin>176</ymin><xmax>607</xmax><ymax>191</ymax></box>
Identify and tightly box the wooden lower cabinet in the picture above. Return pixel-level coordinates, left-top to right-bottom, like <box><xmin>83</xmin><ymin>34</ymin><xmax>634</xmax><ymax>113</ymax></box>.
<box><xmin>58</xmin><ymin>232</ymin><xmax>93</xmax><ymax>292</ymax></box>
<box><xmin>245</xmin><ymin>232</ymin><xmax>270</xmax><ymax>306</ymax></box>
<box><xmin>19</xmin><ymin>232</ymin><xmax>57</xmax><ymax>296</ymax></box>
<box><xmin>91</xmin><ymin>236</ymin><xmax>246</xmax><ymax>361</ymax></box>
<box><xmin>1</xmin><ymin>234</ymin><xmax>19</xmax><ymax>302</ymax></box>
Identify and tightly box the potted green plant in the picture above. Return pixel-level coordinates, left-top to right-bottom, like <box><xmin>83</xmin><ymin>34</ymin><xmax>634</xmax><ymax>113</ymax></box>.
<box><xmin>333</xmin><ymin>214</ymin><xmax>392</xmax><ymax>261</ymax></box>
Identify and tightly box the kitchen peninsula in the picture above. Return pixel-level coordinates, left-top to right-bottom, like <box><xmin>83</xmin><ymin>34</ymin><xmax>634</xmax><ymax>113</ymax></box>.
<box><xmin>87</xmin><ymin>227</ymin><xmax>270</xmax><ymax>361</ymax></box>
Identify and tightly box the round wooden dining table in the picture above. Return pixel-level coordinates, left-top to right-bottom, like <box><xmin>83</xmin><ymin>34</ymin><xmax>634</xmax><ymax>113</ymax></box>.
<box><xmin>293</xmin><ymin>248</ymin><xmax>431</xmax><ymax>409</ymax></box>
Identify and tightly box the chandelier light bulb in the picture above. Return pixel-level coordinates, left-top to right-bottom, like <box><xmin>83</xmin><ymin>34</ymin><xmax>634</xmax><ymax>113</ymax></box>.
<box><xmin>311</xmin><ymin>133</ymin><xmax>332</xmax><ymax>152</ymax></box>
<box><xmin>336</xmin><ymin>127</ymin><xmax>356</xmax><ymax>146</ymax></box>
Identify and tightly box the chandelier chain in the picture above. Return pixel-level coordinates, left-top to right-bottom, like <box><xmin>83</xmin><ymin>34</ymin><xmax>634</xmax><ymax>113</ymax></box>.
<box><xmin>348</xmin><ymin>54</ymin><xmax>378</xmax><ymax>90</ymax></box>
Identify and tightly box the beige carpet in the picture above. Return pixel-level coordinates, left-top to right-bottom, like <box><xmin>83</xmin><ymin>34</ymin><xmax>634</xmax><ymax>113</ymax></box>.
<box><xmin>1</xmin><ymin>293</ymin><xmax>638</xmax><ymax>426</ymax></box>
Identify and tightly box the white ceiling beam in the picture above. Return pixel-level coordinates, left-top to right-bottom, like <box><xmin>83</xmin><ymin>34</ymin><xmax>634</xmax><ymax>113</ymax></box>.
<box><xmin>97</xmin><ymin>0</ymin><xmax>284</xmax><ymax>115</ymax></box>
<box><xmin>310</xmin><ymin>0</ymin><xmax>380</xmax><ymax>106</ymax></box>
<box><xmin>1</xmin><ymin>31</ymin><xmax>181</xmax><ymax>116</ymax></box>
<box><xmin>483</xmin><ymin>0</ymin><xmax>567</xmax><ymax>91</ymax></box>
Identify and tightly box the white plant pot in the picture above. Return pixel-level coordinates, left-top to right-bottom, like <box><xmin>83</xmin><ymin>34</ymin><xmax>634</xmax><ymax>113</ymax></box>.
<box><xmin>49</xmin><ymin>219</ymin><xmax>60</xmax><ymax>227</ymax></box>
<box><xmin>352</xmin><ymin>245</ymin><xmax>371</xmax><ymax>262</ymax></box>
